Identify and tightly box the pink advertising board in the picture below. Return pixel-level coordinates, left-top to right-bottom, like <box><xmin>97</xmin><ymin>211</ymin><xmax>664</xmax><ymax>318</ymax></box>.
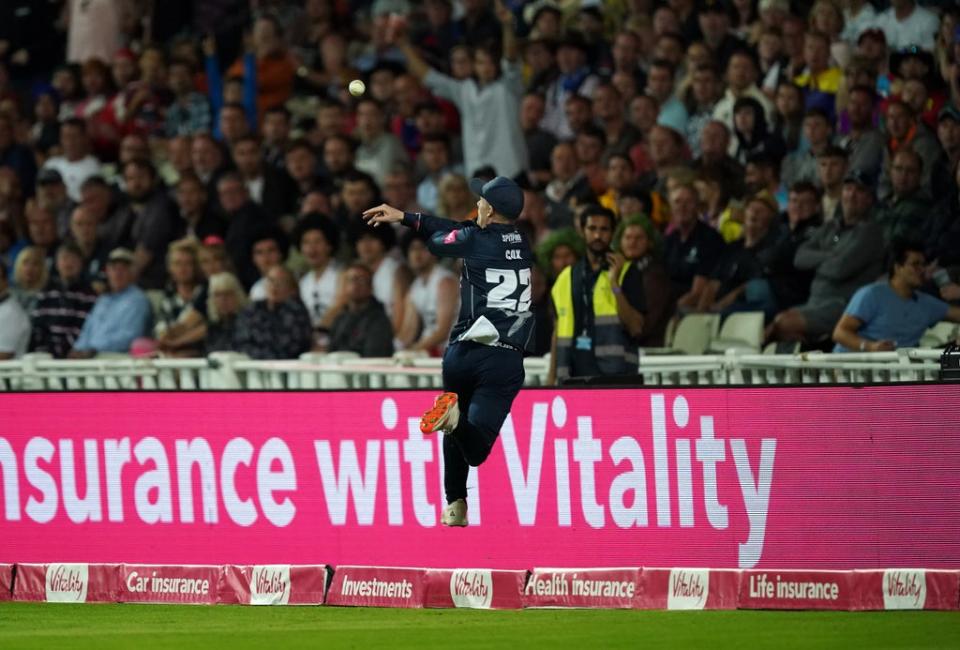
<box><xmin>1</xmin><ymin>388</ymin><xmax>959</xmax><ymax>570</ymax></box>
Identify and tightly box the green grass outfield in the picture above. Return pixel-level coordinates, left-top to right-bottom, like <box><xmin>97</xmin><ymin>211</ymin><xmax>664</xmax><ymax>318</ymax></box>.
<box><xmin>1</xmin><ymin>602</ymin><xmax>958</xmax><ymax>649</ymax></box>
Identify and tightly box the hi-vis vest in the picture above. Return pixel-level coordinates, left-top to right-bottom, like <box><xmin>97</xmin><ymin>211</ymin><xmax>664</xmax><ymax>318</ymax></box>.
<box><xmin>551</xmin><ymin>262</ymin><xmax>638</xmax><ymax>380</ymax></box>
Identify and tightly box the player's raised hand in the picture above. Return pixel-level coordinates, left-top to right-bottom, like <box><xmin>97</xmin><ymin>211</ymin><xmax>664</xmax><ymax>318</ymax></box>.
<box><xmin>362</xmin><ymin>203</ymin><xmax>404</xmax><ymax>227</ymax></box>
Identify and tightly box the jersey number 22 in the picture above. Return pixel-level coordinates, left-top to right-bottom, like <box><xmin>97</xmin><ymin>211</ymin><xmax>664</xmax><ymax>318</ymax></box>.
<box><xmin>486</xmin><ymin>268</ymin><xmax>531</xmax><ymax>311</ymax></box>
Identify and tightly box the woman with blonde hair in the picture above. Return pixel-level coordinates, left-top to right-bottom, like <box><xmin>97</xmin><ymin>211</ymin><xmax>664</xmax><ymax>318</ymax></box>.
<box><xmin>12</xmin><ymin>246</ymin><xmax>49</xmax><ymax>314</ymax></box>
<box><xmin>204</xmin><ymin>272</ymin><xmax>249</xmax><ymax>353</ymax></box>
<box><xmin>155</xmin><ymin>238</ymin><xmax>203</xmax><ymax>355</ymax></box>
<box><xmin>437</xmin><ymin>173</ymin><xmax>477</xmax><ymax>221</ymax></box>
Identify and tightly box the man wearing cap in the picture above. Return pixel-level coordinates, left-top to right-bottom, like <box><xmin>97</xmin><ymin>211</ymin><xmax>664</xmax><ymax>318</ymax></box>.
<box><xmin>364</xmin><ymin>175</ymin><xmax>535</xmax><ymax>527</ymax></box>
<box><xmin>68</xmin><ymin>248</ymin><xmax>152</xmax><ymax>358</ymax></box>
<box><xmin>766</xmin><ymin>170</ymin><xmax>885</xmax><ymax>345</ymax></box>
<box><xmin>697</xmin><ymin>192</ymin><xmax>781</xmax><ymax>314</ymax></box>
<box><xmin>549</xmin><ymin>204</ymin><xmax>646</xmax><ymax>381</ymax></box>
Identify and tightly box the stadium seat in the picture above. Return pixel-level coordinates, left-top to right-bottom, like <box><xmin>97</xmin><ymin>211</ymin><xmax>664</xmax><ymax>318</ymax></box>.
<box><xmin>919</xmin><ymin>321</ymin><xmax>960</xmax><ymax>348</ymax></box>
<box><xmin>708</xmin><ymin>312</ymin><xmax>765</xmax><ymax>353</ymax></box>
<box><xmin>670</xmin><ymin>314</ymin><xmax>721</xmax><ymax>355</ymax></box>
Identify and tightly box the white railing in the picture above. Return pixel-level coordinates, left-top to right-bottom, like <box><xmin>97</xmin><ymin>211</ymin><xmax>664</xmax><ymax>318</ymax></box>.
<box><xmin>0</xmin><ymin>349</ymin><xmax>949</xmax><ymax>391</ymax></box>
<box><xmin>0</xmin><ymin>352</ymin><xmax>552</xmax><ymax>391</ymax></box>
<box><xmin>637</xmin><ymin>348</ymin><xmax>945</xmax><ymax>385</ymax></box>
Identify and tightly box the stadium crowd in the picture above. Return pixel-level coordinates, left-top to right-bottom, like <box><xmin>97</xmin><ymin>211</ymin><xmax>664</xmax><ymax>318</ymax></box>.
<box><xmin>2</xmin><ymin>0</ymin><xmax>960</xmax><ymax>375</ymax></box>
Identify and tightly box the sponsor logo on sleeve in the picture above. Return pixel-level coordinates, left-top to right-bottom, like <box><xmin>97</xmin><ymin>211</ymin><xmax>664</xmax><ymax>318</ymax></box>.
<box><xmin>444</xmin><ymin>230</ymin><xmax>459</xmax><ymax>244</ymax></box>
<box><xmin>45</xmin><ymin>563</ymin><xmax>88</xmax><ymax>603</ymax></box>
<box><xmin>450</xmin><ymin>570</ymin><xmax>494</xmax><ymax>609</ymax></box>
<box><xmin>667</xmin><ymin>569</ymin><xmax>709</xmax><ymax>610</ymax></box>
<box><xmin>883</xmin><ymin>570</ymin><xmax>926</xmax><ymax>610</ymax></box>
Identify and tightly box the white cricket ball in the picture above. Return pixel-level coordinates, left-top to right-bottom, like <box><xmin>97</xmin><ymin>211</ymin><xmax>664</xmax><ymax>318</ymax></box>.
<box><xmin>348</xmin><ymin>79</ymin><xmax>366</xmax><ymax>97</ymax></box>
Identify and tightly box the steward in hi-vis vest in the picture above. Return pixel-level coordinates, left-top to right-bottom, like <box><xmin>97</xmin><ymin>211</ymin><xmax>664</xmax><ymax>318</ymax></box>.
<box><xmin>550</xmin><ymin>206</ymin><xmax>646</xmax><ymax>383</ymax></box>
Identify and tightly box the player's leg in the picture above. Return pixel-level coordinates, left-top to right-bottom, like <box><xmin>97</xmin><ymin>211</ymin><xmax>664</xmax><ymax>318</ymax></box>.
<box><xmin>446</xmin><ymin>345</ymin><xmax>525</xmax><ymax>467</ymax></box>
<box><xmin>438</xmin><ymin>343</ymin><xmax>474</xmax><ymax>524</ymax></box>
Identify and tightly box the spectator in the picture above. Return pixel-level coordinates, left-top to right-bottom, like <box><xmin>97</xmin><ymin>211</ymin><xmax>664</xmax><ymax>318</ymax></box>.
<box><xmin>767</xmin><ymin>170</ymin><xmax>886</xmax><ymax>345</ymax></box>
<box><xmin>349</xmin><ymin>219</ymin><xmax>409</xmax><ymax>332</ymax></box>
<box><xmin>247</xmin><ymin>228</ymin><xmax>289</xmax><ymax>302</ymax></box>
<box><xmin>664</xmin><ymin>183</ymin><xmax>726</xmax><ymax>310</ymax></box>
<box><xmin>191</xmin><ymin>133</ymin><xmax>228</xmax><ymax>193</ymax></box>
<box><xmin>838</xmin><ymin>85</ymin><xmax>885</xmax><ymax>180</ymax></box>
<box><xmin>761</xmin><ymin>182</ymin><xmax>823</xmax><ymax>316</ymax></box>
<box><xmin>521</xmin><ymin>92</ymin><xmax>558</xmax><ymax>185</ymax></box>
<box><xmin>42</xmin><ymin>118</ymin><xmax>101</xmax><ymax>202</ymax></box>
<box><xmin>30</xmin><ymin>243</ymin><xmax>97</xmax><ymax>358</ymax></box>
<box><xmin>713</xmin><ymin>50</ymin><xmax>775</xmax><ymax>129</ymax></box>
<box><xmin>875</xmin><ymin>148</ymin><xmax>936</xmax><ymax>244</ymax></box>
<box><xmin>793</xmin><ymin>31</ymin><xmax>842</xmax><ymax>102</ymax></box>
<box><xmin>203</xmin><ymin>272</ymin><xmax>248</xmax><ymax>354</ymax></box>
<box><xmin>684</xmin><ymin>65</ymin><xmax>724</xmax><ymax>157</ymax></box>
<box><xmin>781</xmin><ymin>108</ymin><xmax>835</xmax><ymax>188</ymax></box>
<box><xmin>872</xmin><ymin>0</ymin><xmax>939</xmax><ymax>52</ymax></box>
<box><xmin>296</xmin><ymin>213</ymin><xmax>344</xmax><ymax>331</ymax></box>
<box><xmin>70</xmin><ymin>248</ymin><xmax>152</xmax><ymax>357</ymax></box>
<box><xmin>226</xmin><ymin>14</ymin><xmax>296</xmax><ymax>122</ymax></box>
<box><xmin>598</xmin><ymin>154</ymin><xmax>639</xmax><ymax>217</ymax></box>
<box><xmin>67</xmin><ymin>205</ymin><xmax>108</xmax><ymax>285</ymax></box>
<box><xmin>118</xmin><ymin>160</ymin><xmax>178</xmax><ymax>290</ymax></box>
<box><xmin>174</xmin><ymin>173</ymin><xmax>226</xmax><ymax>242</ymax></box>
<box><xmin>285</xmin><ymin>139</ymin><xmax>323</xmax><ymax>201</ymax></box>
<box><xmin>699</xmin><ymin>0</ymin><xmax>748</xmax><ymax>71</ymax></box>
<box><xmin>646</xmin><ymin>58</ymin><xmax>689</xmax><ymax>134</ymax></box>
<box><xmin>397</xmin><ymin>230</ymin><xmax>458</xmax><ymax>354</ymax></box>
<box><xmin>833</xmin><ymin>239</ymin><xmax>960</xmax><ymax>352</ymax></box>
<box><xmin>615</xmin><ymin>214</ymin><xmax>672</xmax><ymax>347</ymax></box>
<box><xmin>880</xmin><ymin>101</ymin><xmax>941</xmax><ymax>198</ymax></box>
<box><xmin>817</xmin><ymin>145</ymin><xmax>849</xmax><ymax>222</ymax></box>
<box><xmin>351</xmin><ymin>98</ymin><xmax>409</xmax><ymax>188</ymax></box>
<box><xmin>35</xmin><ymin>169</ymin><xmax>73</xmax><ymax>240</ymax></box>
<box><xmin>417</xmin><ymin>134</ymin><xmax>459</xmax><ymax>214</ymax></box>
<box><xmin>11</xmin><ymin>246</ymin><xmax>48</xmax><ymax>314</ymax></box>
<box><xmin>697</xmin><ymin>192</ymin><xmax>782</xmax><ymax>314</ymax></box>
<box><xmin>730</xmin><ymin>96</ymin><xmax>785</xmax><ymax>165</ymax></box>
<box><xmin>25</xmin><ymin>201</ymin><xmax>60</xmax><ymax>262</ymax></box>
<box><xmin>536</xmin><ymin>227</ymin><xmax>585</xmax><ymax>284</ymax></box>
<box><xmin>328</xmin><ymin>263</ymin><xmax>395</xmax><ymax>357</ymax></box>
<box><xmin>154</xmin><ymin>239</ymin><xmax>203</xmax><ymax>357</ymax></box>
<box><xmin>0</xmin><ymin>249</ymin><xmax>29</xmax><ymax>358</ymax></box>
<box><xmin>231</xmin><ymin>135</ymin><xmax>298</xmax><ymax>220</ymax></box>
<box><xmin>336</xmin><ymin>170</ymin><xmax>381</xmax><ymax>227</ymax></box>
<box><xmin>549</xmin><ymin>205</ymin><xmax>646</xmax><ymax>383</ymax></box>
<box><xmin>166</xmin><ymin>58</ymin><xmax>212</xmax><ymax>137</ymax></box>
<box><xmin>233</xmin><ymin>265</ymin><xmax>312</xmax><ymax>359</ymax></box>
<box><xmin>382</xmin><ymin>167</ymin><xmax>421</xmax><ymax>214</ymax></box>
<box><xmin>540</xmin><ymin>32</ymin><xmax>601</xmax><ymax>140</ymax></box>
<box><xmin>399</xmin><ymin>3</ymin><xmax>528</xmax><ymax>178</ymax></box>
<box><xmin>544</xmin><ymin>141</ymin><xmax>594</xmax><ymax>229</ymax></box>
<box><xmin>219</xmin><ymin>173</ymin><xmax>273</xmax><ymax>289</ymax></box>
<box><xmin>563</xmin><ymin>94</ymin><xmax>594</xmax><ymax>137</ymax></box>
<box><xmin>262</xmin><ymin>106</ymin><xmax>292</xmax><ymax>171</ymax></box>
<box><xmin>438</xmin><ymin>174</ymin><xmax>477</xmax><ymax>221</ymax></box>
<box><xmin>693</xmin><ymin>120</ymin><xmax>747</xmax><ymax>200</ymax></box>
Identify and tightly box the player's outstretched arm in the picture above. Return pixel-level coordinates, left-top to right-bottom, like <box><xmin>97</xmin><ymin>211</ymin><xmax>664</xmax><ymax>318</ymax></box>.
<box><xmin>364</xmin><ymin>203</ymin><xmax>464</xmax><ymax>237</ymax></box>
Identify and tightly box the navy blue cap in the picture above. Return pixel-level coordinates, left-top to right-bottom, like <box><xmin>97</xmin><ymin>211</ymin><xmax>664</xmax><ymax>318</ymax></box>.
<box><xmin>469</xmin><ymin>176</ymin><xmax>524</xmax><ymax>220</ymax></box>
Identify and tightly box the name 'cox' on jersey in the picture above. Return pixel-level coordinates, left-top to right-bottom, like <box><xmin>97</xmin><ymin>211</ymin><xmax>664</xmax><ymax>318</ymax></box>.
<box><xmin>404</xmin><ymin>212</ymin><xmax>536</xmax><ymax>351</ymax></box>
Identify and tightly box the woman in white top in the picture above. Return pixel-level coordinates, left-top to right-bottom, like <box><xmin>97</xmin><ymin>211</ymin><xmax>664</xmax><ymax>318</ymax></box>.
<box><xmin>296</xmin><ymin>213</ymin><xmax>344</xmax><ymax>330</ymax></box>
<box><xmin>395</xmin><ymin>1</ymin><xmax>528</xmax><ymax>179</ymax></box>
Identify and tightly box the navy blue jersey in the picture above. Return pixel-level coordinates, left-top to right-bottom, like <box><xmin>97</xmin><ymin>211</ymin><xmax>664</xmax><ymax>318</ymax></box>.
<box><xmin>402</xmin><ymin>212</ymin><xmax>536</xmax><ymax>351</ymax></box>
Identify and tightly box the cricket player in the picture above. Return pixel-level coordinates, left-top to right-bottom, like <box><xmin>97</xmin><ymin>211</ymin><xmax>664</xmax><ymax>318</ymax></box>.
<box><xmin>363</xmin><ymin>176</ymin><xmax>534</xmax><ymax>526</ymax></box>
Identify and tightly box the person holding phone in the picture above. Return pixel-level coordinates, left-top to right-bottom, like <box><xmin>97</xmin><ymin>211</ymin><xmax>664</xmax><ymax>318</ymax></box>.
<box><xmin>548</xmin><ymin>205</ymin><xmax>647</xmax><ymax>384</ymax></box>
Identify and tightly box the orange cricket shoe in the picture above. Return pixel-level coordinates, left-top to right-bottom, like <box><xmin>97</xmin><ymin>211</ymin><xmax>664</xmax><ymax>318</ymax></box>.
<box><xmin>420</xmin><ymin>392</ymin><xmax>460</xmax><ymax>434</ymax></box>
